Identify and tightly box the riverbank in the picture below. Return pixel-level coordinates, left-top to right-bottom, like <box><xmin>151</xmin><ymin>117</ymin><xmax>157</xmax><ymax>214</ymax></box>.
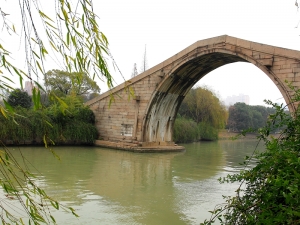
<box><xmin>218</xmin><ymin>129</ymin><xmax>280</xmax><ymax>140</ymax></box>
<box><xmin>218</xmin><ymin>129</ymin><xmax>257</xmax><ymax>140</ymax></box>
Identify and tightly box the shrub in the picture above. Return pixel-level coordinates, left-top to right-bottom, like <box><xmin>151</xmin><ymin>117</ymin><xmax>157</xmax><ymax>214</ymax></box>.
<box><xmin>0</xmin><ymin>105</ymin><xmax>98</xmax><ymax>145</ymax></box>
<box><xmin>198</xmin><ymin>122</ymin><xmax>218</xmax><ymax>141</ymax></box>
<box><xmin>201</xmin><ymin>86</ymin><xmax>300</xmax><ymax>225</ymax></box>
<box><xmin>73</xmin><ymin>106</ymin><xmax>95</xmax><ymax>124</ymax></box>
<box><xmin>173</xmin><ymin>117</ymin><xmax>199</xmax><ymax>143</ymax></box>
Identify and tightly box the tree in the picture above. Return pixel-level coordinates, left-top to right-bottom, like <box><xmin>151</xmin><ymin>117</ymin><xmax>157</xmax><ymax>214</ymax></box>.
<box><xmin>7</xmin><ymin>89</ymin><xmax>32</xmax><ymax>108</ymax></box>
<box><xmin>180</xmin><ymin>87</ymin><xmax>227</xmax><ymax>127</ymax></box>
<box><xmin>0</xmin><ymin>1</ymin><xmax>111</xmax><ymax>224</ymax></box>
<box><xmin>45</xmin><ymin>70</ymin><xmax>100</xmax><ymax>97</ymax></box>
<box><xmin>177</xmin><ymin>86</ymin><xmax>228</xmax><ymax>140</ymax></box>
<box><xmin>131</xmin><ymin>63</ymin><xmax>138</xmax><ymax>78</ymax></box>
<box><xmin>227</xmin><ymin>103</ymin><xmax>252</xmax><ymax>131</ymax></box>
<box><xmin>227</xmin><ymin>103</ymin><xmax>279</xmax><ymax>132</ymax></box>
<box><xmin>87</xmin><ymin>92</ymin><xmax>100</xmax><ymax>101</ymax></box>
<box><xmin>140</xmin><ymin>45</ymin><xmax>148</xmax><ymax>73</ymax></box>
<box><xmin>250</xmin><ymin>110</ymin><xmax>264</xmax><ymax>130</ymax></box>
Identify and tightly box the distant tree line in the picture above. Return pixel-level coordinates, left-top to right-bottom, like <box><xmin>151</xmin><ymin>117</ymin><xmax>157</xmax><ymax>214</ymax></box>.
<box><xmin>173</xmin><ymin>87</ymin><xmax>289</xmax><ymax>143</ymax></box>
<box><xmin>173</xmin><ymin>86</ymin><xmax>228</xmax><ymax>142</ymax></box>
<box><xmin>227</xmin><ymin>102</ymin><xmax>289</xmax><ymax>132</ymax></box>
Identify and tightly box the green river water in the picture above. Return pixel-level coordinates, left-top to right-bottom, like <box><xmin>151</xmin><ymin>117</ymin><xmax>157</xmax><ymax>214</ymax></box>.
<box><xmin>3</xmin><ymin>139</ymin><xmax>264</xmax><ymax>224</ymax></box>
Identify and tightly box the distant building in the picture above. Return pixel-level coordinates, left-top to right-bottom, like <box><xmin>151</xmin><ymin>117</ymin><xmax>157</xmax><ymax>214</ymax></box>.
<box><xmin>224</xmin><ymin>94</ymin><xmax>250</xmax><ymax>106</ymax></box>
<box><xmin>24</xmin><ymin>81</ymin><xmax>33</xmax><ymax>96</ymax></box>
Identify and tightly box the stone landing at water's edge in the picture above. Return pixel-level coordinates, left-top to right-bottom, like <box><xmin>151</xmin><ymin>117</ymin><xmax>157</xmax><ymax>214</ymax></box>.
<box><xmin>94</xmin><ymin>140</ymin><xmax>185</xmax><ymax>153</ymax></box>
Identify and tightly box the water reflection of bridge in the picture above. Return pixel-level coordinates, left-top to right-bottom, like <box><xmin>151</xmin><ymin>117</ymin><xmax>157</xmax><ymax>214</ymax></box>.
<box><xmin>86</xmin><ymin>143</ymin><xmax>225</xmax><ymax>224</ymax></box>
<box><xmin>9</xmin><ymin>144</ymin><xmax>225</xmax><ymax>224</ymax></box>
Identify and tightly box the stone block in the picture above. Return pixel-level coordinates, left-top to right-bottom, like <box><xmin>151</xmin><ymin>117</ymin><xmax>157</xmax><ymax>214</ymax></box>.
<box><xmin>287</xmin><ymin>73</ymin><xmax>295</xmax><ymax>78</ymax></box>
<box><xmin>273</xmin><ymin>59</ymin><xmax>289</xmax><ymax>66</ymax></box>
<box><xmin>252</xmin><ymin>52</ymin><xmax>260</xmax><ymax>59</ymax></box>
<box><xmin>273</xmin><ymin>56</ymin><xmax>287</xmax><ymax>62</ymax></box>
<box><xmin>250</xmin><ymin>42</ymin><xmax>274</xmax><ymax>54</ymax></box>
<box><xmin>293</xmin><ymin>76</ymin><xmax>300</xmax><ymax>82</ymax></box>
<box><xmin>285</xmin><ymin>77</ymin><xmax>293</xmax><ymax>82</ymax></box>
<box><xmin>281</xmin><ymin>64</ymin><xmax>291</xmax><ymax>69</ymax></box>
<box><xmin>293</xmin><ymin>68</ymin><xmax>300</xmax><ymax>73</ymax></box>
<box><xmin>291</xmin><ymin>63</ymin><xmax>300</xmax><ymax>68</ymax></box>
<box><xmin>277</xmin><ymin>68</ymin><xmax>292</xmax><ymax>74</ymax></box>
<box><xmin>198</xmin><ymin>35</ymin><xmax>227</xmax><ymax>47</ymax></box>
<box><xmin>257</xmin><ymin>59</ymin><xmax>273</xmax><ymax>66</ymax></box>
<box><xmin>275</xmin><ymin>47</ymin><xmax>300</xmax><ymax>58</ymax></box>
<box><xmin>271</xmin><ymin>65</ymin><xmax>280</xmax><ymax>70</ymax></box>
<box><xmin>292</xmin><ymin>81</ymin><xmax>300</xmax><ymax>86</ymax></box>
<box><xmin>238</xmin><ymin>48</ymin><xmax>252</xmax><ymax>57</ymax></box>
<box><xmin>275</xmin><ymin>74</ymin><xmax>288</xmax><ymax>80</ymax></box>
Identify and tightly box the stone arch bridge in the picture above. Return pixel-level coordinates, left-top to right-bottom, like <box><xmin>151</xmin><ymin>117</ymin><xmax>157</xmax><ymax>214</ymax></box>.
<box><xmin>86</xmin><ymin>35</ymin><xmax>300</xmax><ymax>151</ymax></box>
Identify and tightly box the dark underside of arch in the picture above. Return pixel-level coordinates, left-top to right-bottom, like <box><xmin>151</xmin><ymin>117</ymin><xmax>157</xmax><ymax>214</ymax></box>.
<box><xmin>143</xmin><ymin>52</ymin><xmax>248</xmax><ymax>143</ymax></box>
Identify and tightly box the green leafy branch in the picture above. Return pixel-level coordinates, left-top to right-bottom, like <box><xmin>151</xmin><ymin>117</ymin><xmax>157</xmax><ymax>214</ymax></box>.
<box><xmin>201</xmin><ymin>83</ymin><xmax>300</xmax><ymax>224</ymax></box>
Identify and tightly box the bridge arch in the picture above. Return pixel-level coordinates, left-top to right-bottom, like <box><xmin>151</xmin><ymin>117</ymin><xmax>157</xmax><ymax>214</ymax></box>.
<box><xmin>87</xmin><ymin>35</ymin><xmax>300</xmax><ymax>150</ymax></box>
<box><xmin>142</xmin><ymin>49</ymin><xmax>291</xmax><ymax>143</ymax></box>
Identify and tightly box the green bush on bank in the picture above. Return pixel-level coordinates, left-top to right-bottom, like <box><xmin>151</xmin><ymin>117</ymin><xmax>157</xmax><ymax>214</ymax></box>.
<box><xmin>173</xmin><ymin>117</ymin><xmax>220</xmax><ymax>143</ymax></box>
<box><xmin>198</xmin><ymin>122</ymin><xmax>218</xmax><ymax>141</ymax></box>
<box><xmin>174</xmin><ymin>86</ymin><xmax>228</xmax><ymax>142</ymax></box>
<box><xmin>0</xmin><ymin>105</ymin><xmax>98</xmax><ymax>145</ymax></box>
<box><xmin>201</xmin><ymin>85</ymin><xmax>300</xmax><ymax>225</ymax></box>
<box><xmin>173</xmin><ymin>117</ymin><xmax>199</xmax><ymax>143</ymax></box>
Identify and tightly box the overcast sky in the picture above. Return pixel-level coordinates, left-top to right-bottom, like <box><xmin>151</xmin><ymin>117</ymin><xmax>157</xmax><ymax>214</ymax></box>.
<box><xmin>94</xmin><ymin>0</ymin><xmax>300</xmax><ymax>106</ymax></box>
<box><xmin>2</xmin><ymin>0</ymin><xmax>300</xmax><ymax>106</ymax></box>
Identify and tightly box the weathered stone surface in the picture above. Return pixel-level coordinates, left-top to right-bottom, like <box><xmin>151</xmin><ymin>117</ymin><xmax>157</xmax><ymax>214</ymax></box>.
<box><xmin>86</xmin><ymin>35</ymin><xmax>300</xmax><ymax>150</ymax></box>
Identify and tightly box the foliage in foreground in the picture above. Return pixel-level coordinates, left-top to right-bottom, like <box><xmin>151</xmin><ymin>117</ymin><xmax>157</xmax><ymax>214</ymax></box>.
<box><xmin>0</xmin><ymin>97</ymin><xmax>97</xmax><ymax>223</ymax></box>
<box><xmin>0</xmin><ymin>1</ymin><xmax>111</xmax><ymax>224</ymax></box>
<box><xmin>0</xmin><ymin>145</ymin><xmax>79</xmax><ymax>224</ymax></box>
<box><xmin>201</xmin><ymin>88</ymin><xmax>300</xmax><ymax>224</ymax></box>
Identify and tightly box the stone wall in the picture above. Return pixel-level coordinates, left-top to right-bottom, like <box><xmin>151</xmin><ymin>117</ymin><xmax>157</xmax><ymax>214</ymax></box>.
<box><xmin>88</xmin><ymin>69</ymin><xmax>163</xmax><ymax>144</ymax></box>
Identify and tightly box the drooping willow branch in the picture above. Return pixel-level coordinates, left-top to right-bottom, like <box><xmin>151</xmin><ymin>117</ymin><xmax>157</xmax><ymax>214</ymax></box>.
<box><xmin>0</xmin><ymin>0</ymin><xmax>113</xmax><ymax>94</ymax></box>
